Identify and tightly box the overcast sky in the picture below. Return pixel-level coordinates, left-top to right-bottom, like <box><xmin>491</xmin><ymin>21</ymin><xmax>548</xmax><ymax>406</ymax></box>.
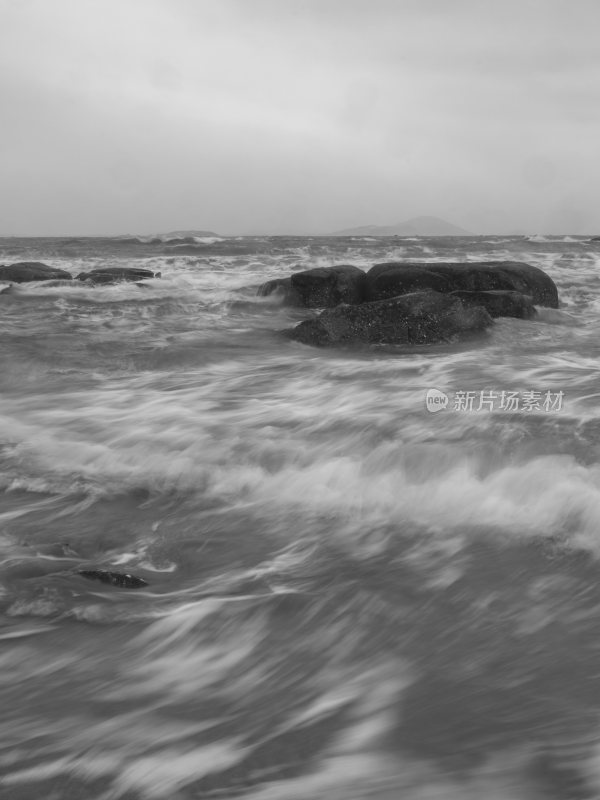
<box><xmin>1</xmin><ymin>0</ymin><xmax>599</xmax><ymax>235</ymax></box>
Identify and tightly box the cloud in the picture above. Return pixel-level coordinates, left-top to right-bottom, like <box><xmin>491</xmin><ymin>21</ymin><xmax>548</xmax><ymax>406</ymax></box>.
<box><xmin>1</xmin><ymin>0</ymin><xmax>599</xmax><ymax>233</ymax></box>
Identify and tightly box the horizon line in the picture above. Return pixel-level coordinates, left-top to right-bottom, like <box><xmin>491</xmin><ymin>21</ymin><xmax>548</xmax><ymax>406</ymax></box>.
<box><xmin>0</xmin><ymin>231</ymin><xmax>598</xmax><ymax>239</ymax></box>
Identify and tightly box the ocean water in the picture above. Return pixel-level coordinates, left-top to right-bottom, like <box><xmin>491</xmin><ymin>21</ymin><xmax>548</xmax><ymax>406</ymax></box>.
<box><xmin>1</xmin><ymin>233</ymin><xmax>600</xmax><ymax>799</ymax></box>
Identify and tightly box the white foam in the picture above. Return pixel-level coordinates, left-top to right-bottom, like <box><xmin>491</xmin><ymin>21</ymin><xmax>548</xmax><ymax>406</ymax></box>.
<box><xmin>109</xmin><ymin>740</ymin><xmax>247</xmax><ymax>799</ymax></box>
<box><xmin>2</xmin><ymin>357</ymin><xmax>600</xmax><ymax>552</ymax></box>
<box><xmin>0</xmin><ymin>625</ymin><xmax>55</xmax><ymax>640</ymax></box>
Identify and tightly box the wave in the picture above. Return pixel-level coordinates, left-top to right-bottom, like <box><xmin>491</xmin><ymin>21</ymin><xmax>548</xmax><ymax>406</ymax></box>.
<box><xmin>163</xmin><ymin>236</ymin><xmax>226</xmax><ymax>245</ymax></box>
<box><xmin>3</xmin><ymin>380</ymin><xmax>600</xmax><ymax>552</ymax></box>
<box><xmin>524</xmin><ymin>234</ymin><xmax>552</xmax><ymax>242</ymax></box>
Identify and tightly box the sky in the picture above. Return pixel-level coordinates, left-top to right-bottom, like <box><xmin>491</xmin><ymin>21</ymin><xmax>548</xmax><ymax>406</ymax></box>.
<box><xmin>1</xmin><ymin>0</ymin><xmax>599</xmax><ymax>235</ymax></box>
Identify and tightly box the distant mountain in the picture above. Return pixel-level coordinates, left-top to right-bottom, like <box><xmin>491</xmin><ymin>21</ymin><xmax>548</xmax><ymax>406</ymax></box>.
<box><xmin>332</xmin><ymin>216</ymin><xmax>472</xmax><ymax>237</ymax></box>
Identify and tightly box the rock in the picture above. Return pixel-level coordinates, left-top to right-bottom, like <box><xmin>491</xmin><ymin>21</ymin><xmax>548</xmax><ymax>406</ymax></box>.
<box><xmin>79</xmin><ymin>570</ymin><xmax>148</xmax><ymax>588</ymax></box>
<box><xmin>290</xmin><ymin>265</ymin><xmax>367</xmax><ymax>307</ymax></box>
<box><xmin>259</xmin><ymin>265</ymin><xmax>367</xmax><ymax>307</ymax></box>
<box><xmin>76</xmin><ymin>267</ymin><xmax>158</xmax><ymax>284</ymax></box>
<box><xmin>365</xmin><ymin>261</ymin><xmax>558</xmax><ymax>307</ymax></box>
<box><xmin>257</xmin><ymin>277</ymin><xmax>301</xmax><ymax>305</ymax></box>
<box><xmin>364</xmin><ymin>264</ymin><xmax>452</xmax><ymax>299</ymax></box>
<box><xmin>286</xmin><ymin>290</ymin><xmax>493</xmax><ymax>347</ymax></box>
<box><xmin>450</xmin><ymin>290</ymin><xmax>537</xmax><ymax>319</ymax></box>
<box><xmin>0</xmin><ymin>262</ymin><xmax>72</xmax><ymax>282</ymax></box>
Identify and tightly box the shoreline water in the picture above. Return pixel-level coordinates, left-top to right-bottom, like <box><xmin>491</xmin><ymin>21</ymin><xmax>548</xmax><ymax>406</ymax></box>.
<box><xmin>1</xmin><ymin>234</ymin><xmax>600</xmax><ymax>798</ymax></box>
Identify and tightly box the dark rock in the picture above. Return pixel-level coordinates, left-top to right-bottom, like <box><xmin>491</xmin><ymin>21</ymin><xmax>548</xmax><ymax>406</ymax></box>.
<box><xmin>76</xmin><ymin>267</ymin><xmax>158</xmax><ymax>284</ymax></box>
<box><xmin>0</xmin><ymin>262</ymin><xmax>72</xmax><ymax>283</ymax></box>
<box><xmin>79</xmin><ymin>569</ymin><xmax>148</xmax><ymax>588</ymax></box>
<box><xmin>257</xmin><ymin>277</ymin><xmax>301</xmax><ymax>305</ymax></box>
<box><xmin>287</xmin><ymin>290</ymin><xmax>493</xmax><ymax>347</ymax></box>
<box><xmin>285</xmin><ymin>318</ymin><xmax>330</xmax><ymax>346</ymax></box>
<box><xmin>365</xmin><ymin>264</ymin><xmax>452</xmax><ymax>299</ymax></box>
<box><xmin>450</xmin><ymin>290</ymin><xmax>537</xmax><ymax>319</ymax></box>
<box><xmin>290</xmin><ymin>265</ymin><xmax>367</xmax><ymax>307</ymax></box>
<box><xmin>365</xmin><ymin>261</ymin><xmax>558</xmax><ymax>308</ymax></box>
<box><xmin>259</xmin><ymin>265</ymin><xmax>367</xmax><ymax>307</ymax></box>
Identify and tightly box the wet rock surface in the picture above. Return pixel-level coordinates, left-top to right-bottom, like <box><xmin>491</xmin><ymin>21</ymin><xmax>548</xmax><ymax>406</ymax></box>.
<box><xmin>259</xmin><ymin>265</ymin><xmax>366</xmax><ymax>307</ymax></box>
<box><xmin>0</xmin><ymin>262</ymin><xmax>73</xmax><ymax>282</ymax></box>
<box><xmin>79</xmin><ymin>570</ymin><xmax>148</xmax><ymax>588</ymax></box>
<box><xmin>450</xmin><ymin>289</ymin><xmax>537</xmax><ymax>319</ymax></box>
<box><xmin>287</xmin><ymin>290</ymin><xmax>493</xmax><ymax>347</ymax></box>
<box><xmin>365</xmin><ymin>261</ymin><xmax>558</xmax><ymax>308</ymax></box>
<box><xmin>290</xmin><ymin>264</ymin><xmax>367</xmax><ymax>307</ymax></box>
<box><xmin>257</xmin><ymin>276</ymin><xmax>301</xmax><ymax>305</ymax></box>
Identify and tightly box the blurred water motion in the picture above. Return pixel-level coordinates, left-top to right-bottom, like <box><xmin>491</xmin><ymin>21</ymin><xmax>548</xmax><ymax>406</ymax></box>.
<box><xmin>1</xmin><ymin>234</ymin><xmax>600</xmax><ymax>798</ymax></box>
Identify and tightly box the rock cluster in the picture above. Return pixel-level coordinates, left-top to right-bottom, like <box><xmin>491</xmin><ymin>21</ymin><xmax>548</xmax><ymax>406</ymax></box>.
<box><xmin>258</xmin><ymin>261</ymin><xmax>558</xmax><ymax>347</ymax></box>
<box><xmin>0</xmin><ymin>262</ymin><xmax>161</xmax><ymax>285</ymax></box>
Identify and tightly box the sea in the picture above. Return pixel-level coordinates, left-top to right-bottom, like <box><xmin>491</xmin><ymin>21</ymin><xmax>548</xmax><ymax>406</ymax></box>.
<box><xmin>1</xmin><ymin>233</ymin><xmax>600</xmax><ymax>799</ymax></box>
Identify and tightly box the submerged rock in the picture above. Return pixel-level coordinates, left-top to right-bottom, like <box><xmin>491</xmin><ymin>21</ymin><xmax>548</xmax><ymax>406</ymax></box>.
<box><xmin>79</xmin><ymin>570</ymin><xmax>148</xmax><ymax>588</ymax></box>
<box><xmin>0</xmin><ymin>262</ymin><xmax>72</xmax><ymax>283</ymax></box>
<box><xmin>450</xmin><ymin>289</ymin><xmax>537</xmax><ymax>319</ymax></box>
<box><xmin>287</xmin><ymin>290</ymin><xmax>493</xmax><ymax>347</ymax></box>
<box><xmin>365</xmin><ymin>261</ymin><xmax>558</xmax><ymax>308</ymax></box>
<box><xmin>33</xmin><ymin>279</ymin><xmax>76</xmax><ymax>289</ymax></box>
<box><xmin>76</xmin><ymin>267</ymin><xmax>158</xmax><ymax>284</ymax></box>
<box><xmin>259</xmin><ymin>265</ymin><xmax>366</xmax><ymax>307</ymax></box>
